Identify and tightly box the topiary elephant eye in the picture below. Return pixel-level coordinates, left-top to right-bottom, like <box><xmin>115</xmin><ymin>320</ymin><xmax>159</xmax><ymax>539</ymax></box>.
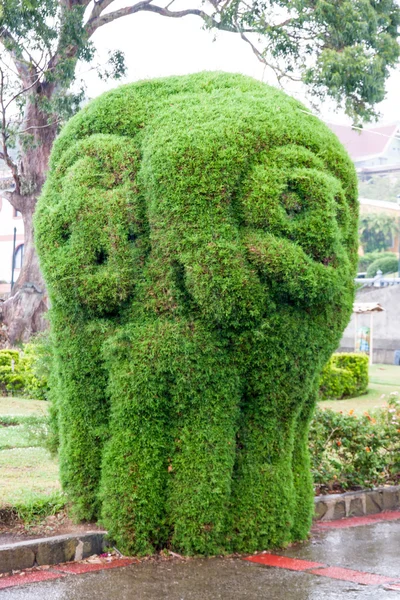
<box><xmin>35</xmin><ymin>135</ymin><xmax>147</xmax><ymax>316</ymax></box>
<box><xmin>240</xmin><ymin>144</ymin><xmax>346</xmax><ymax>266</ymax></box>
<box><xmin>239</xmin><ymin>144</ymin><xmax>354</xmax><ymax>306</ymax></box>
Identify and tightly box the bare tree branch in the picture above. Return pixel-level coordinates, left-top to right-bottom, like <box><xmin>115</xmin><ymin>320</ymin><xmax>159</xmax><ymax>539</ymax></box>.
<box><xmin>18</xmin><ymin>120</ymin><xmax>62</xmax><ymax>135</ymax></box>
<box><xmin>0</xmin><ymin>27</ymin><xmax>31</xmax><ymax>86</ymax></box>
<box><xmin>4</xmin><ymin>73</ymin><xmax>44</xmax><ymax>111</ymax></box>
<box><xmin>0</xmin><ymin>67</ymin><xmax>21</xmax><ymax>193</ymax></box>
<box><xmin>85</xmin><ymin>2</ymin><xmax>236</xmax><ymax>38</ymax></box>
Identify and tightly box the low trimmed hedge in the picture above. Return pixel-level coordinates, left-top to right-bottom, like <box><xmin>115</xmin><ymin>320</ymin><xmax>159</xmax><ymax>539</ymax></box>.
<box><xmin>366</xmin><ymin>256</ymin><xmax>399</xmax><ymax>277</ymax></box>
<box><xmin>358</xmin><ymin>251</ymin><xmax>396</xmax><ymax>272</ymax></box>
<box><xmin>319</xmin><ymin>353</ymin><xmax>369</xmax><ymax>400</ymax></box>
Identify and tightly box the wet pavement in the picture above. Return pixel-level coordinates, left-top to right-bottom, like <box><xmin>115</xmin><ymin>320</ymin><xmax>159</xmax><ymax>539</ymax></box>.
<box><xmin>1</xmin><ymin>517</ymin><xmax>399</xmax><ymax>599</ymax></box>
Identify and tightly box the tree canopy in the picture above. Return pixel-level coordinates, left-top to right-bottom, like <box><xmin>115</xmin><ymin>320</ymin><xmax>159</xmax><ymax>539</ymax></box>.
<box><xmin>359</xmin><ymin>212</ymin><xmax>399</xmax><ymax>253</ymax></box>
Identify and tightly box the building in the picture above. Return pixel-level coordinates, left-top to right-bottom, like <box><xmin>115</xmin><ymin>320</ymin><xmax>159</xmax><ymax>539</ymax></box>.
<box><xmin>340</xmin><ymin>285</ymin><xmax>400</xmax><ymax>365</ymax></box>
<box><xmin>329</xmin><ymin>122</ymin><xmax>400</xmax><ymax>180</ymax></box>
<box><xmin>0</xmin><ymin>165</ymin><xmax>24</xmax><ymax>298</ymax></box>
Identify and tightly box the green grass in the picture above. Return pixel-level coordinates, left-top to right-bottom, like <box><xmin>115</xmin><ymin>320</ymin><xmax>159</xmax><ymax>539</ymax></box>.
<box><xmin>0</xmin><ymin>396</ymin><xmax>60</xmax><ymax>513</ymax></box>
<box><xmin>0</xmin><ymin>397</ymin><xmax>48</xmax><ymax>416</ymax></box>
<box><xmin>0</xmin><ymin>447</ymin><xmax>60</xmax><ymax>506</ymax></box>
<box><xmin>319</xmin><ymin>363</ymin><xmax>400</xmax><ymax>415</ymax></box>
<box><xmin>0</xmin><ymin>424</ymin><xmax>35</xmax><ymax>450</ymax></box>
<box><xmin>369</xmin><ymin>364</ymin><xmax>400</xmax><ymax>386</ymax></box>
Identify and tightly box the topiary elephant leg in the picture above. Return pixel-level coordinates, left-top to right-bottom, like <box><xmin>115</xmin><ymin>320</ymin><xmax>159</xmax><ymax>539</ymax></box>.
<box><xmin>290</xmin><ymin>388</ymin><xmax>318</xmax><ymax>541</ymax></box>
<box><xmin>166</xmin><ymin>338</ymin><xmax>241</xmax><ymax>555</ymax></box>
<box><xmin>99</xmin><ymin>324</ymin><xmax>174</xmax><ymax>556</ymax></box>
<box><xmin>230</xmin><ymin>396</ymin><xmax>297</xmax><ymax>553</ymax></box>
<box><xmin>53</xmin><ymin>316</ymin><xmax>111</xmax><ymax>521</ymax></box>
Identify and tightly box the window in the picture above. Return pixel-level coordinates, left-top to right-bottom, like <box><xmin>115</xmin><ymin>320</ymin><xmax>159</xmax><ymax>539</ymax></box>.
<box><xmin>14</xmin><ymin>244</ymin><xmax>24</xmax><ymax>269</ymax></box>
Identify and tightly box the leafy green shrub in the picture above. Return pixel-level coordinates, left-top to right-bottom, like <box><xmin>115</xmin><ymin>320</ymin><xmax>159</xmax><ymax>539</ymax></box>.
<box><xmin>0</xmin><ymin>350</ymin><xmax>24</xmax><ymax>395</ymax></box>
<box><xmin>310</xmin><ymin>394</ymin><xmax>400</xmax><ymax>490</ymax></box>
<box><xmin>35</xmin><ymin>73</ymin><xmax>358</xmax><ymax>555</ymax></box>
<box><xmin>0</xmin><ymin>337</ymin><xmax>50</xmax><ymax>399</ymax></box>
<box><xmin>358</xmin><ymin>251</ymin><xmax>396</xmax><ymax>272</ymax></box>
<box><xmin>319</xmin><ymin>353</ymin><xmax>368</xmax><ymax>400</ymax></box>
<box><xmin>366</xmin><ymin>256</ymin><xmax>399</xmax><ymax>277</ymax></box>
<box><xmin>13</xmin><ymin>492</ymin><xmax>66</xmax><ymax>525</ymax></box>
<box><xmin>19</xmin><ymin>335</ymin><xmax>51</xmax><ymax>400</ymax></box>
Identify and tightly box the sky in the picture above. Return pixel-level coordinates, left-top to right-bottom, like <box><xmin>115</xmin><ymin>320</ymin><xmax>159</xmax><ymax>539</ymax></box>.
<box><xmin>78</xmin><ymin>9</ymin><xmax>400</xmax><ymax>128</ymax></box>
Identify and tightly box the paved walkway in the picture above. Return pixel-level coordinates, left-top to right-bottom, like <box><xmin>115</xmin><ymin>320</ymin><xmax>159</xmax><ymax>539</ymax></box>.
<box><xmin>1</xmin><ymin>512</ymin><xmax>399</xmax><ymax>599</ymax></box>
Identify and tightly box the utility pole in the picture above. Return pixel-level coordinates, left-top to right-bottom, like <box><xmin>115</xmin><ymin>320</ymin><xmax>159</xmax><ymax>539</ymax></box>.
<box><xmin>10</xmin><ymin>227</ymin><xmax>16</xmax><ymax>292</ymax></box>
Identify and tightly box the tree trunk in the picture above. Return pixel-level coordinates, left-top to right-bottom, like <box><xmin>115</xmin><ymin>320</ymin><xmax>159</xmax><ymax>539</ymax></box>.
<box><xmin>0</xmin><ymin>195</ymin><xmax>48</xmax><ymax>345</ymax></box>
<box><xmin>0</xmin><ymin>85</ymin><xmax>57</xmax><ymax>346</ymax></box>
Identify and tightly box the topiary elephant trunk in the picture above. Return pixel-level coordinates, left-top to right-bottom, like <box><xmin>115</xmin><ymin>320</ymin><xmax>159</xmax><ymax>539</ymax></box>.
<box><xmin>35</xmin><ymin>72</ymin><xmax>358</xmax><ymax>556</ymax></box>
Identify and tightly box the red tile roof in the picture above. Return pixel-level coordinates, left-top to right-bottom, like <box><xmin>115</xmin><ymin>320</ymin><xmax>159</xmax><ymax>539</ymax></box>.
<box><xmin>328</xmin><ymin>123</ymin><xmax>399</xmax><ymax>161</ymax></box>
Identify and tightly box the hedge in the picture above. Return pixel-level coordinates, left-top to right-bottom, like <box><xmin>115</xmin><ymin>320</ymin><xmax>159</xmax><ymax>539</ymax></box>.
<box><xmin>358</xmin><ymin>251</ymin><xmax>397</xmax><ymax>272</ymax></box>
<box><xmin>319</xmin><ymin>353</ymin><xmax>369</xmax><ymax>400</ymax></box>
<box><xmin>366</xmin><ymin>256</ymin><xmax>399</xmax><ymax>277</ymax></box>
<box><xmin>35</xmin><ymin>72</ymin><xmax>359</xmax><ymax>555</ymax></box>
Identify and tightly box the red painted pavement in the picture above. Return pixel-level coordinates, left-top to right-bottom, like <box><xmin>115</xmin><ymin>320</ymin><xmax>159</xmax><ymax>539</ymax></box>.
<box><xmin>244</xmin><ymin>554</ymin><xmax>326</xmax><ymax>571</ymax></box>
<box><xmin>0</xmin><ymin>570</ymin><xmax>65</xmax><ymax>590</ymax></box>
<box><xmin>315</xmin><ymin>510</ymin><xmax>400</xmax><ymax>530</ymax></box>
<box><xmin>308</xmin><ymin>566</ymin><xmax>399</xmax><ymax>586</ymax></box>
<box><xmin>55</xmin><ymin>558</ymin><xmax>138</xmax><ymax>574</ymax></box>
<box><xmin>0</xmin><ymin>559</ymin><xmax>138</xmax><ymax>590</ymax></box>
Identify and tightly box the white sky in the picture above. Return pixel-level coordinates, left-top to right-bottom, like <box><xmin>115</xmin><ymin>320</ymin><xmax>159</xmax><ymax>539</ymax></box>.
<box><xmin>78</xmin><ymin>10</ymin><xmax>400</xmax><ymax>127</ymax></box>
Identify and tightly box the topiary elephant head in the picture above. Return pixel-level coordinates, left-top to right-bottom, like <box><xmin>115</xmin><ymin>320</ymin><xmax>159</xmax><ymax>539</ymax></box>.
<box><xmin>35</xmin><ymin>72</ymin><xmax>358</xmax><ymax>555</ymax></box>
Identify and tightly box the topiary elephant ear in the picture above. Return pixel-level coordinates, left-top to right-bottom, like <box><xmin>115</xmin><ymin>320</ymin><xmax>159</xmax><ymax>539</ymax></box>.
<box><xmin>35</xmin><ymin>134</ymin><xmax>148</xmax><ymax>316</ymax></box>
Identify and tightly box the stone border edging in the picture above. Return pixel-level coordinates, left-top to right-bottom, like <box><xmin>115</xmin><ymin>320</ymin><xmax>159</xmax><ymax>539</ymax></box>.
<box><xmin>1</xmin><ymin>487</ymin><xmax>399</xmax><ymax>575</ymax></box>
<box><xmin>314</xmin><ymin>485</ymin><xmax>400</xmax><ymax>521</ymax></box>
<box><xmin>0</xmin><ymin>531</ymin><xmax>106</xmax><ymax>574</ymax></box>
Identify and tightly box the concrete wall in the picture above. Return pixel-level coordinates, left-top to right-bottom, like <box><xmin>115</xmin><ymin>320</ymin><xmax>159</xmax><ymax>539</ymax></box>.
<box><xmin>339</xmin><ymin>285</ymin><xmax>400</xmax><ymax>364</ymax></box>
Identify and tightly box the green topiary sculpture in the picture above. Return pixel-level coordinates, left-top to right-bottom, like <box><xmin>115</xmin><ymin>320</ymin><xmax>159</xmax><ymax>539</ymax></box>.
<box><xmin>35</xmin><ymin>72</ymin><xmax>358</xmax><ymax>556</ymax></box>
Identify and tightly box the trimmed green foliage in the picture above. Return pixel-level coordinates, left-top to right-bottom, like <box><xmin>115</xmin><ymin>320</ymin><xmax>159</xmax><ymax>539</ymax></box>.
<box><xmin>320</xmin><ymin>353</ymin><xmax>369</xmax><ymax>400</ymax></box>
<box><xmin>35</xmin><ymin>72</ymin><xmax>358</xmax><ymax>555</ymax></box>
<box><xmin>366</xmin><ymin>256</ymin><xmax>399</xmax><ymax>277</ymax></box>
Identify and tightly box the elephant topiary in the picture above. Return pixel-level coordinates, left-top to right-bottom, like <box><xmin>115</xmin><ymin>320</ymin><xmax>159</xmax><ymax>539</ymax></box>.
<box><xmin>35</xmin><ymin>72</ymin><xmax>358</xmax><ymax>555</ymax></box>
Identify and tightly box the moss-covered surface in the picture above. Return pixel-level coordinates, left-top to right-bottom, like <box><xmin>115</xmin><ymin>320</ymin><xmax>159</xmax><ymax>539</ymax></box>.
<box><xmin>35</xmin><ymin>72</ymin><xmax>358</xmax><ymax>555</ymax></box>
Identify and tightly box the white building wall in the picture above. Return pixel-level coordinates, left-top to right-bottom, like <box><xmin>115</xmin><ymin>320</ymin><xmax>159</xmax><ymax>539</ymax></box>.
<box><xmin>0</xmin><ymin>195</ymin><xmax>24</xmax><ymax>284</ymax></box>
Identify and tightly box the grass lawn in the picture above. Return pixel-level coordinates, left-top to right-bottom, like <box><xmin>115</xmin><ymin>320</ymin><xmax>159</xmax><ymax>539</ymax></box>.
<box><xmin>0</xmin><ymin>396</ymin><xmax>60</xmax><ymax>511</ymax></box>
<box><xmin>319</xmin><ymin>363</ymin><xmax>400</xmax><ymax>415</ymax></box>
<box><xmin>0</xmin><ymin>424</ymin><xmax>35</xmax><ymax>450</ymax></box>
<box><xmin>0</xmin><ymin>448</ymin><xmax>60</xmax><ymax>506</ymax></box>
<box><xmin>0</xmin><ymin>397</ymin><xmax>48</xmax><ymax>417</ymax></box>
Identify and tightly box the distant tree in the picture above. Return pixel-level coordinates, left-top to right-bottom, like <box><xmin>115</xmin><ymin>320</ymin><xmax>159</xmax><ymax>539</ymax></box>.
<box><xmin>1</xmin><ymin>0</ymin><xmax>400</xmax><ymax>343</ymax></box>
<box><xmin>358</xmin><ymin>175</ymin><xmax>400</xmax><ymax>203</ymax></box>
<box><xmin>359</xmin><ymin>213</ymin><xmax>399</xmax><ymax>253</ymax></box>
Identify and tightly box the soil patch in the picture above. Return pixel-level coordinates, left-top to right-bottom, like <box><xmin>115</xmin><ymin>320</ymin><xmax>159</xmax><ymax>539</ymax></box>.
<box><xmin>0</xmin><ymin>510</ymin><xmax>103</xmax><ymax>547</ymax></box>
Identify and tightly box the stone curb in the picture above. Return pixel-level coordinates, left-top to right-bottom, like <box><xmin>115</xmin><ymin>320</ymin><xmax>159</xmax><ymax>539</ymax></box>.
<box><xmin>0</xmin><ymin>532</ymin><xmax>106</xmax><ymax>574</ymax></box>
<box><xmin>314</xmin><ymin>485</ymin><xmax>400</xmax><ymax>521</ymax></box>
<box><xmin>2</xmin><ymin>487</ymin><xmax>399</xmax><ymax>575</ymax></box>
